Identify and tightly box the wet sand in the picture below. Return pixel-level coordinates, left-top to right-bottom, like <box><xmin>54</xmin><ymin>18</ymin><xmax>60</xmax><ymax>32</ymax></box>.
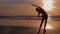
<box><xmin>0</xmin><ymin>26</ymin><xmax>60</xmax><ymax>34</ymax></box>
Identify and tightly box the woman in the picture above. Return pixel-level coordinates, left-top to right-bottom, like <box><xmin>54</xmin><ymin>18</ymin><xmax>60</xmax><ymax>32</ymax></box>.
<box><xmin>32</xmin><ymin>4</ymin><xmax>48</xmax><ymax>34</ymax></box>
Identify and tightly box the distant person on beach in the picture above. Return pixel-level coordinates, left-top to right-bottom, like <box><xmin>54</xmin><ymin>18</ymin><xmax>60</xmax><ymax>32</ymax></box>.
<box><xmin>32</xmin><ymin>4</ymin><xmax>48</xmax><ymax>34</ymax></box>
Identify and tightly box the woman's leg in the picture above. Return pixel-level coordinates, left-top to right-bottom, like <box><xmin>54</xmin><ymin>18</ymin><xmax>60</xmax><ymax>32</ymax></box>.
<box><xmin>43</xmin><ymin>17</ymin><xmax>48</xmax><ymax>34</ymax></box>
<box><xmin>38</xmin><ymin>17</ymin><xmax>45</xmax><ymax>34</ymax></box>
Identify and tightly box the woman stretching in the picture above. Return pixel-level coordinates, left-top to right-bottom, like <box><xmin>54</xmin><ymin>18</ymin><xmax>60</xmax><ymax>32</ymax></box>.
<box><xmin>32</xmin><ymin>4</ymin><xmax>48</xmax><ymax>34</ymax></box>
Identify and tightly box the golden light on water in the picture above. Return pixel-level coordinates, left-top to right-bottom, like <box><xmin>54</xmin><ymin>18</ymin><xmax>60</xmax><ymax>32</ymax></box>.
<box><xmin>42</xmin><ymin>24</ymin><xmax>52</xmax><ymax>29</ymax></box>
<box><xmin>46</xmin><ymin>24</ymin><xmax>52</xmax><ymax>29</ymax></box>
<box><xmin>42</xmin><ymin>0</ymin><xmax>54</xmax><ymax>11</ymax></box>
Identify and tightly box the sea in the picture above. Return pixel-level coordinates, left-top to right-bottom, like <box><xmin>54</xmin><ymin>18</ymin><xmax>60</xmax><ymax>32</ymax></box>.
<box><xmin>0</xmin><ymin>16</ymin><xmax>60</xmax><ymax>34</ymax></box>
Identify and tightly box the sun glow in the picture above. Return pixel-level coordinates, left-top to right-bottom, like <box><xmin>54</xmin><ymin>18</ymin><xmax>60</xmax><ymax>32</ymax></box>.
<box><xmin>46</xmin><ymin>24</ymin><xmax>52</xmax><ymax>29</ymax></box>
<box><xmin>42</xmin><ymin>0</ymin><xmax>54</xmax><ymax>11</ymax></box>
<box><xmin>42</xmin><ymin>24</ymin><xmax>52</xmax><ymax>29</ymax></box>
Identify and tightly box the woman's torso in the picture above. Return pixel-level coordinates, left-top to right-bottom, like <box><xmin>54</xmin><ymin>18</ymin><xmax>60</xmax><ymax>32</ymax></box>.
<box><xmin>36</xmin><ymin>7</ymin><xmax>48</xmax><ymax>17</ymax></box>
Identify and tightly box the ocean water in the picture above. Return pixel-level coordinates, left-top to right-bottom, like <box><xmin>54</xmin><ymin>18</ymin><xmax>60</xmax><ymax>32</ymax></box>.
<box><xmin>0</xmin><ymin>17</ymin><xmax>60</xmax><ymax>34</ymax></box>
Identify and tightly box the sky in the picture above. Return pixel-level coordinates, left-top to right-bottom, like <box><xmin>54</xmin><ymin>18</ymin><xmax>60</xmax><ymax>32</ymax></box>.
<box><xmin>0</xmin><ymin>0</ymin><xmax>60</xmax><ymax>16</ymax></box>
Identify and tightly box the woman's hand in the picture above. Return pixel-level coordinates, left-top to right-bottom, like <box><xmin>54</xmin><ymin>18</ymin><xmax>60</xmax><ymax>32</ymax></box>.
<box><xmin>31</xmin><ymin>4</ymin><xmax>40</xmax><ymax>8</ymax></box>
<box><xmin>32</xmin><ymin>4</ymin><xmax>36</xmax><ymax>6</ymax></box>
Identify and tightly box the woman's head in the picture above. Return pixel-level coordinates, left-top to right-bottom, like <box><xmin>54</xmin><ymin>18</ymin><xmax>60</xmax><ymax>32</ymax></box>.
<box><xmin>36</xmin><ymin>7</ymin><xmax>40</xmax><ymax>12</ymax></box>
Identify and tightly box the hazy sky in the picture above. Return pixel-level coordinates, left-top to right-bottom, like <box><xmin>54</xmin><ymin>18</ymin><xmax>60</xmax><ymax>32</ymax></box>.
<box><xmin>0</xmin><ymin>0</ymin><xmax>60</xmax><ymax>16</ymax></box>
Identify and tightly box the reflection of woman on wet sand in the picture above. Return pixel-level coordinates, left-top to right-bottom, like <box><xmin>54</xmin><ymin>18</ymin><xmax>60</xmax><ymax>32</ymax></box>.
<box><xmin>32</xmin><ymin>4</ymin><xmax>48</xmax><ymax>34</ymax></box>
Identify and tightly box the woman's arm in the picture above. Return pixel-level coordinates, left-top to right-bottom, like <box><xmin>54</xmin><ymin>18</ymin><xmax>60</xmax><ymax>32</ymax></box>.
<box><xmin>32</xmin><ymin>4</ymin><xmax>40</xmax><ymax>8</ymax></box>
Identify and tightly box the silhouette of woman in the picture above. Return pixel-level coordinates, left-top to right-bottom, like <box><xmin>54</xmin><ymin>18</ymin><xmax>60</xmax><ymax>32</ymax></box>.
<box><xmin>32</xmin><ymin>4</ymin><xmax>48</xmax><ymax>34</ymax></box>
